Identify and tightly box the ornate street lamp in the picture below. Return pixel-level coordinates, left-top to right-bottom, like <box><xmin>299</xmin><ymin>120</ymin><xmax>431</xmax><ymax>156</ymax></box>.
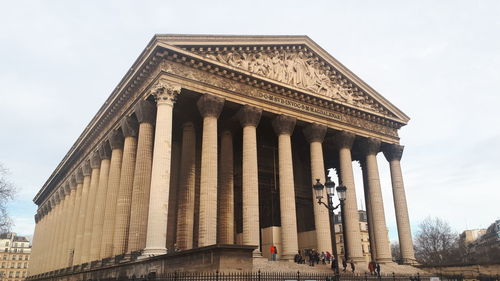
<box><xmin>312</xmin><ymin>177</ymin><xmax>344</xmax><ymax>276</ymax></box>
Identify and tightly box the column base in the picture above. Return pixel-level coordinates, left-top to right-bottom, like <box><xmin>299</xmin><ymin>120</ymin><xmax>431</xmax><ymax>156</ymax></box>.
<box><xmin>280</xmin><ymin>254</ymin><xmax>296</xmax><ymax>261</ymax></box>
<box><xmin>252</xmin><ymin>249</ymin><xmax>263</xmax><ymax>258</ymax></box>
<box><xmin>376</xmin><ymin>258</ymin><xmax>395</xmax><ymax>264</ymax></box>
<box><xmin>401</xmin><ymin>258</ymin><xmax>419</xmax><ymax>265</ymax></box>
<box><xmin>140</xmin><ymin>247</ymin><xmax>167</xmax><ymax>259</ymax></box>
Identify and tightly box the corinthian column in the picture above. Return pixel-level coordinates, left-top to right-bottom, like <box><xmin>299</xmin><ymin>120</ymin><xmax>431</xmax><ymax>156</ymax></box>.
<box><xmin>74</xmin><ymin>160</ymin><xmax>92</xmax><ymax>265</ymax></box>
<box><xmin>237</xmin><ymin>105</ymin><xmax>262</xmax><ymax>252</ymax></box>
<box><xmin>360</xmin><ymin>138</ymin><xmax>391</xmax><ymax>263</ymax></box>
<box><xmin>60</xmin><ymin>177</ymin><xmax>77</xmax><ymax>267</ymax></box>
<box><xmin>197</xmin><ymin>94</ymin><xmax>225</xmax><ymax>247</ymax></box>
<box><xmin>143</xmin><ymin>80</ymin><xmax>181</xmax><ymax>256</ymax></box>
<box><xmin>218</xmin><ymin>129</ymin><xmax>234</xmax><ymax>245</ymax></box>
<box><xmin>167</xmin><ymin>140</ymin><xmax>181</xmax><ymax>250</ymax></box>
<box><xmin>82</xmin><ymin>152</ymin><xmax>101</xmax><ymax>263</ymax></box>
<box><xmin>100</xmin><ymin>130</ymin><xmax>124</xmax><ymax>258</ymax></box>
<box><xmin>334</xmin><ymin>131</ymin><xmax>364</xmax><ymax>262</ymax></box>
<box><xmin>90</xmin><ymin>143</ymin><xmax>112</xmax><ymax>261</ymax></box>
<box><xmin>176</xmin><ymin>122</ymin><xmax>197</xmax><ymax>250</ymax></box>
<box><xmin>383</xmin><ymin>144</ymin><xmax>416</xmax><ymax>264</ymax></box>
<box><xmin>303</xmin><ymin>123</ymin><xmax>332</xmax><ymax>254</ymax></box>
<box><xmin>47</xmin><ymin>193</ymin><xmax>61</xmax><ymax>270</ymax></box>
<box><xmin>360</xmin><ymin>160</ymin><xmax>377</xmax><ymax>261</ymax></box>
<box><xmin>56</xmin><ymin>185</ymin><xmax>70</xmax><ymax>270</ymax></box>
<box><xmin>68</xmin><ymin>168</ymin><xmax>84</xmax><ymax>266</ymax></box>
<box><xmin>128</xmin><ymin>100</ymin><xmax>155</xmax><ymax>253</ymax></box>
<box><xmin>272</xmin><ymin>115</ymin><xmax>299</xmax><ymax>260</ymax></box>
<box><xmin>113</xmin><ymin>117</ymin><xmax>138</xmax><ymax>256</ymax></box>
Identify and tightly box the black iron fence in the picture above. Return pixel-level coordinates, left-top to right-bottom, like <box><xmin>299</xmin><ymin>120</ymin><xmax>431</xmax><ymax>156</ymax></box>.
<box><xmin>105</xmin><ymin>271</ymin><xmax>428</xmax><ymax>281</ymax></box>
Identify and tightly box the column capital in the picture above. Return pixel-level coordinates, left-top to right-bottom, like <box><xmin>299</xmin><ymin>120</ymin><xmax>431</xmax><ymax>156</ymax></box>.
<box><xmin>90</xmin><ymin>151</ymin><xmax>101</xmax><ymax>169</ymax></box>
<box><xmin>197</xmin><ymin>94</ymin><xmax>225</xmax><ymax>118</ymax></box>
<box><xmin>99</xmin><ymin>141</ymin><xmax>112</xmax><ymax>160</ymax></box>
<box><xmin>382</xmin><ymin>143</ymin><xmax>404</xmax><ymax>161</ymax></box>
<box><xmin>150</xmin><ymin>79</ymin><xmax>181</xmax><ymax>106</ymax></box>
<box><xmin>70</xmin><ymin>175</ymin><xmax>77</xmax><ymax>190</ymax></box>
<box><xmin>76</xmin><ymin>168</ymin><xmax>84</xmax><ymax>184</ymax></box>
<box><xmin>109</xmin><ymin>129</ymin><xmax>124</xmax><ymax>150</ymax></box>
<box><xmin>134</xmin><ymin>100</ymin><xmax>157</xmax><ymax>124</ymax></box>
<box><xmin>303</xmin><ymin>123</ymin><xmax>327</xmax><ymax>143</ymax></box>
<box><xmin>237</xmin><ymin>105</ymin><xmax>262</xmax><ymax>127</ymax></box>
<box><xmin>272</xmin><ymin>115</ymin><xmax>296</xmax><ymax>136</ymax></box>
<box><xmin>82</xmin><ymin>159</ymin><xmax>92</xmax><ymax>176</ymax></box>
<box><xmin>333</xmin><ymin>131</ymin><xmax>356</xmax><ymax>150</ymax></box>
<box><xmin>121</xmin><ymin>116</ymin><xmax>139</xmax><ymax>138</ymax></box>
<box><xmin>359</xmin><ymin>138</ymin><xmax>381</xmax><ymax>156</ymax></box>
<box><xmin>63</xmin><ymin>181</ymin><xmax>71</xmax><ymax>196</ymax></box>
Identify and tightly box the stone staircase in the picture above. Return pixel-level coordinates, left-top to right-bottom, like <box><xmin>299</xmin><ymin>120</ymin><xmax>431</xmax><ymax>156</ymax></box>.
<box><xmin>253</xmin><ymin>258</ymin><xmax>425</xmax><ymax>275</ymax></box>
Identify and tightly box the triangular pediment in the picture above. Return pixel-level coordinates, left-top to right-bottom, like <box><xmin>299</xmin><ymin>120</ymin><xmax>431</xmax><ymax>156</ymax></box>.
<box><xmin>152</xmin><ymin>35</ymin><xmax>409</xmax><ymax>124</ymax></box>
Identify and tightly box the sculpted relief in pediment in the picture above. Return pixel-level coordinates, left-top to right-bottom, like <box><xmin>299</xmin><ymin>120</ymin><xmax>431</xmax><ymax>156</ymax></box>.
<box><xmin>189</xmin><ymin>47</ymin><xmax>389</xmax><ymax>115</ymax></box>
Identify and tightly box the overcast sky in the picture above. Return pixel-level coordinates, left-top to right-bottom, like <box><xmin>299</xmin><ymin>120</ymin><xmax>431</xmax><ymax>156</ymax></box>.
<box><xmin>1</xmin><ymin>0</ymin><xmax>499</xmax><ymax>242</ymax></box>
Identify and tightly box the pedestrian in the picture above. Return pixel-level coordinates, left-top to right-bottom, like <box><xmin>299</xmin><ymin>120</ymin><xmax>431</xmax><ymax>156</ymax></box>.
<box><xmin>368</xmin><ymin>261</ymin><xmax>376</xmax><ymax>275</ymax></box>
<box><xmin>320</xmin><ymin>251</ymin><xmax>326</xmax><ymax>264</ymax></box>
<box><xmin>376</xmin><ymin>262</ymin><xmax>381</xmax><ymax>277</ymax></box>
<box><xmin>342</xmin><ymin>257</ymin><xmax>347</xmax><ymax>272</ymax></box>
<box><xmin>273</xmin><ymin>245</ymin><xmax>278</xmax><ymax>261</ymax></box>
<box><xmin>331</xmin><ymin>258</ymin><xmax>338</xmax><ymax>273</ymax></box>
<box><xmin>309</xmin><ymin>250</ymin><xmax>315</xmax><ymax>266</ymax></box>
<box><xmin>326</xmin><ymin>251</ymin><xmax>332</xmax><ymax>264</ymax></box>
<box><xmin>350</xmin><ymin>259</ymin><xmax>355</xmax><ymax>273</ymax></box>
<box><xmin>270</xmin><ymin>245</ymin><xmax>276</xmax><ymax>261</ymax></box>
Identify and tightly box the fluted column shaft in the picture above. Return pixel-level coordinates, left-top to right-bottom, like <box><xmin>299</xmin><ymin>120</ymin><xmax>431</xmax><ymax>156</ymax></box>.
<box><xmin>90</xmin><ymin>144</ymin><xmax>111</xmax><ymax>261</ymax></box>
<box><xmin>143</xmin><ymin>81</ymin><xmax>181</xmax><ymax>256</ymax></box>
<box><xmin>176</xmin><ymin>122</ymin><xmax>197</xmax><ymax>250</ymax></box>
<box><xmin>51</xmin><ymin>191</ymin><xmax>66</xmax><ymax>270</ymax></box>
<box><xmin>383</xmin><ymin>144</ymin><xmax>416</xmax><ymax>264</ymax></box>
<box><xmin>128</xmin><ymin>101</ymin><xmax>155</xmax><ymax>252</ymax></box>
<box><xmin>361</xmin><ymin>161</ymin><xmax>377</xmax><ymax>261</ymax></box>
<box><xmin>61</xmin><ymin>181</ymin><xmax>76</xmax><ymax>268</ymax></box>
<box><xmin>218</xmin><ymin>130</ymin><xmax>234</xmax><ymax>244</ymax></box>
<box><xmin>68</xmin><ymin>170</ymin><xmax>84</xmax><ymax>266</ymax></box>
<box><xmin>362</xmin><ymin>138</ymin><xmax>391</xmax><ymax>263</ymax></box>
<box><xmin>166</xmin><ymin>141</ymin><xmax>181</xmax><ymax>250</ymax></box>
<box><xmin>82</xmin><ymin>152</ymin><xmax>101</xmax><ymax>263</ymax></box>
<box><xmin>75</xmin><ymin>161</ymin><xmax>92</xmax><ymax>265</ymax></box>
<box><xmin>238</xmin><ymin>105</ymin><xmax>262</xmax><ymax>252</ymax></box>
<box><xmin>335</xmin><ymin>131</ymin><xmax>364</xmax><ymax>262</ymax></box>
<box><xmin>29</xmin><ymin>213</ymin><xmax>41</xmax><ymax>274</ymax></box>
<box><xmin>100</xmin><ymin>131</ymin><xmax>124</xmax><ymax>258</ymax></box>
<box><xmin>197</xmin><ymin>94</ymin><xmax>225</xmax><ymax>247</ymax></box>
<box><xmin>272</xmin><ymin>115</ymin><xmax>299</xmax><ymax>260</ymax></box>
<box><xmin>113</xmin><ymin>117</ymin><xmax>139</xmax><ymax>256</ymax></box>
<box><xmin>303</xmin><ymin>123</ymin><xmax>331</xmax><ymax>254</ymax></box>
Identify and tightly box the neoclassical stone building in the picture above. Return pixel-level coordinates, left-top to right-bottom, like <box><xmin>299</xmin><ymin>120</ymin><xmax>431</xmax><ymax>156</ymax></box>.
<box><xmin>29</xmin><ymin>35</ymin><xmax>415</xmax><ymax>276</ymax></box>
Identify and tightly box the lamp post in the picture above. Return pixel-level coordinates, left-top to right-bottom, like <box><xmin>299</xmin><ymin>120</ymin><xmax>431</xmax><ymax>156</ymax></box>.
<box><xmin>312</xmin><ymin>177</ymin><xmax>347</xmax><ymax>276</ymax></box>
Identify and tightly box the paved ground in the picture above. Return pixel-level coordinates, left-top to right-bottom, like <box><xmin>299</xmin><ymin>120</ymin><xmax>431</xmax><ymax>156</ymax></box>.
<box><xmin>253</xmin><ymin>258</ymin><xmax>425</xmax><ymax>275</ymax></box>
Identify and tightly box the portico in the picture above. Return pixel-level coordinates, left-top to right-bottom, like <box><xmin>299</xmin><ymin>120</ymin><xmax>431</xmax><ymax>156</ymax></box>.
<box><xmin>29</xmin><ymin>35</ymin><xmax>416</xmax><ymax>277</ymax></box>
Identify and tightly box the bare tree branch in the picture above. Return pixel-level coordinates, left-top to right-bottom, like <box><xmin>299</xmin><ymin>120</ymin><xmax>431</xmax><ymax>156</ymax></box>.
<box><xmin>0</xmin><ymin>163</ymin><xmax>16</xmax><ymax>233</ymax></box>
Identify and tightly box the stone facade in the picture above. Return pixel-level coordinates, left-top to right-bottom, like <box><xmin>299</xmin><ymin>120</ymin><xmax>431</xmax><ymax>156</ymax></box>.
<box><xmin>29</xmin><ymin>35</ymin><xmax>416</xmax><ymax>278</ymax></box>
<box><xmin>0</xmin><ymin>233</ymin><xmax>31</xmax><ymax>281</ymax></box>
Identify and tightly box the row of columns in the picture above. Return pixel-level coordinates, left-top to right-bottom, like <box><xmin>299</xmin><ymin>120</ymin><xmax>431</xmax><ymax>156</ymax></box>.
<box><xmin>30</xmin><ymin>80</ymin><xmax>415</xmax><ymax>276</ymax></box>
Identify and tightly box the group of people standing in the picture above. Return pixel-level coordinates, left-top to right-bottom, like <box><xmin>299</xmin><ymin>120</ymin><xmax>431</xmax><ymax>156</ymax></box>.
<box><xmin>292</xmin><ymin>249</ymin><xmax>333</xmax><ymax>266</ymax></box>
<box><xmin>269</xmin><ymin>246</ymin><xmax>381</xmax><ymax>276</ymax></box>
<box><xmin>368</xmin><ymin>260</ymin><xmax>382</xmax><ymax>276</ymax></box>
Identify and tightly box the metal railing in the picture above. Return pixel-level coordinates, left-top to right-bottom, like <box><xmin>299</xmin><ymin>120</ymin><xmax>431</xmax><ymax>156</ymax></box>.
<box><xmin>90</xmin><ymin>271</ymin><xmax>428</xmax><ymax>281</ymax></box>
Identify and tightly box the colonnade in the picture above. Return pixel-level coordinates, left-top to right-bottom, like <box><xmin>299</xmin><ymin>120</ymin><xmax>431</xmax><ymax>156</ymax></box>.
<box><xmin>30</xmin><ymin>82</ymin><xmax>416</xmax><ymax>276</ymax></box>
